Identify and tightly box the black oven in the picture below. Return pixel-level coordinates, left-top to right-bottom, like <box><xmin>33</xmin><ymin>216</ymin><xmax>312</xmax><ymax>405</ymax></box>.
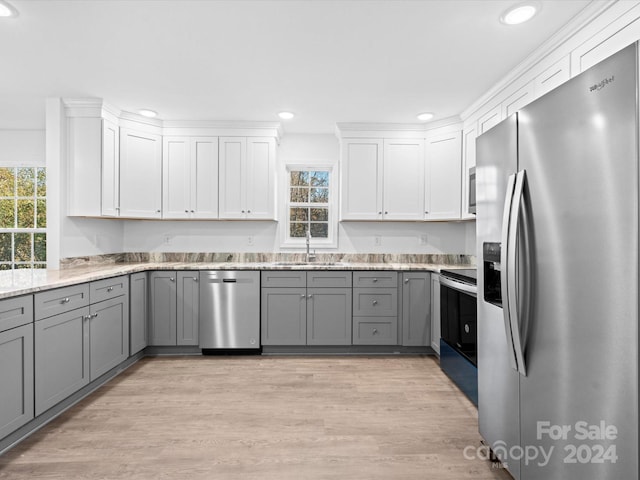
<box><xmin>439</xmin><ymin>268</ymin><xmax>478</xmax><ymax>405</ymax></box>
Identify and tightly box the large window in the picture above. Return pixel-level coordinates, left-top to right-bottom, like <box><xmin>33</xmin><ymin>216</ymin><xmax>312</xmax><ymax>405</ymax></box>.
<box><xmin>0</xmin><ymin>167</ymin><xmax>46</xmax><ymax>269</ymax></box>
<box><xmin>284</xmin><ymin>167</ymin><xmax>336</xmax><ymax>248</ymax></box>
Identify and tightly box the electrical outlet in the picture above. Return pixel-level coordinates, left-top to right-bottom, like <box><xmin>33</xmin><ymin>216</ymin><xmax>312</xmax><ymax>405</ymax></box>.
<box><xmin>374</xmin><ymin>235</ymin><xmax>382</xmax><ymax>246</ymax></box>
<box><xmin>247</xmin><ymin>236</ymin><xmax>254</xmax><ymax>246</ymax></box>
<box><xmin>419</xmin><ymin>234</ymin><xmax>428</xmax><ymax>245</ymax></box>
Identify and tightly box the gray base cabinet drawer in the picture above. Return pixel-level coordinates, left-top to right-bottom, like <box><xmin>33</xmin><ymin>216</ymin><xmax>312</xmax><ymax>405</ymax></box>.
<box><xmin>0</xmin><ymin>323</ymin><xmax>34</xmax><ymax>438</ymax></box>
<box><xmin>261</xmin><ymin>271</ymin><xmax>306</xmax><ymax>288</ymax></box>
<box><xmin>0</xmin><ymin>295</ymin><xmax>33</xmax><ymax>332</ymax></box>
<box><xmin>307</xmin><ymin>271</ymin><xmax>352</xmax><ymax>288</ymax></box>
<box><xmin>353</xmin><ymin>288</ymin><xmax>398</xmax><ymax>316</ymax></box>
<box><xmin>35</xmin><ymin>284</ymin><xmax>90</xmax><ymax>321</ymax></box>
<box><xmin>353</xmin><ymin>317</ymin><xmax>398</xmax><ymax>345</ymax></box>
<box><xmin>353</xmin><ymin>272</ymin><xmax>398</xmax><ymax>288</ymax></box>
<box><xmin>90</xmin><ymin>275</ymin><xmax>129</xmax><ymax>304</ymax></box>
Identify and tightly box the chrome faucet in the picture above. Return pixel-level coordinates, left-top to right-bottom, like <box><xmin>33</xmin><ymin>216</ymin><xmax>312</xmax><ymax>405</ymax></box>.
<box><xmin>306</xmin><ymin>230</ymin><xmax>316</xmax><ymax>263</ymax></box>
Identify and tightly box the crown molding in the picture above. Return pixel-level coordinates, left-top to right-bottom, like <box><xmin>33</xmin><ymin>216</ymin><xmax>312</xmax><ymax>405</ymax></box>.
<box><xmin>335</xmin><ymin>115</ymin><xmax>462</xmax><ymax>139</ymax></box>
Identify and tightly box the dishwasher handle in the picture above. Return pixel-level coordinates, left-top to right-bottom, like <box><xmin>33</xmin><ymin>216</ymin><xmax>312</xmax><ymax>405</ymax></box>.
<box><xmin>222</xmin><ymin>279</ymin><xmax>237</xmax><ymax>283</ymax></box>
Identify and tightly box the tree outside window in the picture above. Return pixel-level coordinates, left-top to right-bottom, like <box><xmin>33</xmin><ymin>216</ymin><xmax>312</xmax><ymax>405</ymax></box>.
<box><xmin>0</xmin><ymin>167</ymin><xmax>46</xmax><ymax>269</ymax></box>
<box><xmin>289</xmin><ymin>170</ymin><xmax>330</xmax><ymax>239</ymax></box>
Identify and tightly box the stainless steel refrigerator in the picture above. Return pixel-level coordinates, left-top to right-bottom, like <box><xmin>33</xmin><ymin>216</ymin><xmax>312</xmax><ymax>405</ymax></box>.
<box><xmin>476</xmin><ymin>42</ymin><xmax>638</xmax><ymax>479</ymax></box>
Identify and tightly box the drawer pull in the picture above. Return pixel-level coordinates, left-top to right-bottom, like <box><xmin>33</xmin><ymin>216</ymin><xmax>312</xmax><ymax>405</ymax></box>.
<box><xmin>61</xmin><ymin>297</ymin><xmax>70</xmax><ymax>304</ymax></box>
<box><xmin>307</xmin><ymin>294</ymin><xmax>313</xmax><ymax>299</ymax></box>
<box><xmin>193</xmin><ymin>277</ymin><xmax>198</xmax><ymax>282</ymax></box>
<box><xmin>107</xmin><ymin>286</ymin><xmax>114</xmax><ymax>292</ymax></box>
<box><xmin>372</xmin><ymin>300</ymin><xmax>378</xmax><ymax>306</ymax></box>
<box><xmin>170</xmin><ymin>277</ymin><xmax>175</xmax><ymax>282</ymax></box>
<box><xmin>372</xmin><ymin>328</ymin><xmax>378</xmax><ymax>335</ymax></box>
<box><xmin>404</xmin><ymin>278</ymin><xmax>409</xmax><ymax>284</ymax></box>
<box><xmin>373</xmin><ymin>278</ymin><xmax>378</xmax><ymax>283</ymax></box>
<box><xmin>301</xmin><ymin>294</ymin><xmax>306</xmax><ymax>299</ymax></box>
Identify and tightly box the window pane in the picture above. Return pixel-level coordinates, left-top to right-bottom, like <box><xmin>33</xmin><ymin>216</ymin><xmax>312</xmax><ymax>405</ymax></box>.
<box><xmin>290</xmin><ymin>208</ymin><xmax>308</xmax><ymax>221</ymax></box>
<box><xmin>310</xmin><ymin>188</ymin><xmax>329</xmax><ymax>203</ymax></box>
<box><xmin>0</xmin><ymin>168</ymin><xmax>14</xmax><ymax>197</ymax></box>
<box><xmin>0</xmin><ymin>233</ymin><xmax>11</xmax><ymax>262</ymax></box>
<box><xmin>310</xmin><ymin>208</ymin><xmax>328</xmax><ymax>221</ymax></box>
<box><xmin>37</xmin><ymin>168</ymin><xmax>46</xmax><ymax>197</ymax></box>
<box><xmin>17</xmin><ymin>199</ymin><xmax>35</xmax><ymax>228</ymax></box>
<box><xmin>36</xmin><ymin>199</ymin><xmax>46</xmax><ymax>228</ymax></box>
<box><xmin>17</xmin><ymin>168</ymin><xmax>35</xmax><ymax>197</ymax></box>
<box><xmin>310</xmin><ymin>171</ymin><xmax>329</xmax><ymax>187</ymax></box>
<box><xmin>290</xmin><ymin>223</ymin><xmax>308</xmax><ymax>238</ymax></box>
<box><xmin>34</xmin><ymin>233</ymin><xmax>46</xmax><ymax>262</ymax></box>
<box><xmin>33</xmin><ymin>263</ymin><xmax>47</xmax><ymax>269</ymax></box>
<box><xmin>16</xmin><ymin>263</ymin><xmax>33</xmax><ymax>269</ymax></box>
<box><xmin>0</xmin><ymin>199</ymin><xmax>15</xmax><ymax>228</ymax></box>
<box><xmin>290</xmin><ymin>187</ymin><xmax>308</xmax><ymax>203</ymax></box>
<box><xmin>14</xmin><ymin>233</ymin><xmax>32</xmax><ymax>262</ymax></box>
<box><xmin>0</xmin><ymin>264</ymin><xmax>11</xmax><ymax>271</ymax></box>
<box><xmin>290</xmin><ymin>171</ymin><xmax>309</xmax><ymax>186</ymax></box>
<box><xmin>310</xmin><ymin>223</ymin><xmax>328</xmax><ymax>238</ymax></box>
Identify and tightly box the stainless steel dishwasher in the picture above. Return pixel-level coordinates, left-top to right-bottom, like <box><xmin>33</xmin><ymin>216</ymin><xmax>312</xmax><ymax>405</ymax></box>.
<box><xmin>199</xmin><ymin>271</ymin><xmax>260</xmax><ymax>351</ymax></box>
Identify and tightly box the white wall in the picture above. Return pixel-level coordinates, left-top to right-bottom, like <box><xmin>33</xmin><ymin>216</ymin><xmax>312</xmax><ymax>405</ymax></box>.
<box><xmin>0</xmin><ymin>130</ymin><xmax>45</xmax><ymax>166</ymax></box>
<box><xmin>123</xmin><ymin>133</ymin><xmax>476</xmax><ymax>255</ymax></box>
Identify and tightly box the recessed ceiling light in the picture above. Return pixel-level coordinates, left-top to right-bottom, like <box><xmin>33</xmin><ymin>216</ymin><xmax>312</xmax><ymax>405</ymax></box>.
<box><xmin>500</xmin><ymin>2</ymin><xmax>539</xmax><ymax>25</ymax></box>
<box><xmin>138</xmin><ymin>109</ymin><xmax>157</xmax><ymax>118</ymax></box>
<box><xmin>278</xmin><ymin>112</ymin><xmax>295</xmax><ymax>120</ymax></box>
<box><xmin>417</xmin><ymin>112</ymin><xmax>434</xmax><ymax>122</ymax></box>
<box><xmin>0</xmin><ymin>1</ymin><xmax>18</xmax><ymax>17</ymax></box>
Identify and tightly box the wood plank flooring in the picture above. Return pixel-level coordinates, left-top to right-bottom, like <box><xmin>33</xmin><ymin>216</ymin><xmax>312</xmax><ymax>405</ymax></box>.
<box><xmin>0</xmin><ymin>356</ymin><xmax>512</xmax><ymax>479</ymax></box>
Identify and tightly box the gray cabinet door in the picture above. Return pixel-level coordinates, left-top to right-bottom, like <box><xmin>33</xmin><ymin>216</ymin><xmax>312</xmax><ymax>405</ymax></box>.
<box><xmin>307</xmin><ymin>288</ymin><xmax>352</xmax><ymax>345</ymax></box>
<box><xmin>129</xmin><ymin>272</ymin><xmax>148</xmax><ymax>355</ymax></box>
<box><xmin>177</xmin><ymin>272</ymin><xmax>199</xmax><ymax>346</ymax></box>
<box><xmin>401</xmin><ymin>272</ymin><xmax>431</xmax><ymax>346</ymax></box>
<box><xmin>89</xmin><ymin>295</ymin><xmax>129</xmax><ymax>380</ymax></box>
<box><xmin>261</xmin><ymin>287</ymin><xmax>307</xmax><ymax>345</ymax></box>
<box><xmin>149</xmin><ymin>271</ymin><xmax>177</xmax><ymax>345</ymax></box>
<box><xmin>35</xmin><ymin>307</ymin><xmax>90</xmax><ymax>416</ymax></box>
<box><xmin>0</xmin><ymin>323</ymin><xmax>34</xmax><ymax>438</ymax></box>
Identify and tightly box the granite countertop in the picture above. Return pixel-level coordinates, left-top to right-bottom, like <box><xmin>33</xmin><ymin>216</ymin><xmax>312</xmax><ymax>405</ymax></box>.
<box><xmin>0</xmin><ymin>259</ymin><xmax>476</xmax><ymax>299</ymax></box>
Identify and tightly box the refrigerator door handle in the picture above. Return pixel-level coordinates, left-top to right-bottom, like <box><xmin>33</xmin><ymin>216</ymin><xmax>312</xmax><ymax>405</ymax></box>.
<box><xmin>500</xmin><ymin>173</ymin><xmax>519</xmax><ymax>371</ymax></box>
<box><xmin>507</xmin><ymin>169</ymin><xmax>527</xmax><ymax>376</ymax></box>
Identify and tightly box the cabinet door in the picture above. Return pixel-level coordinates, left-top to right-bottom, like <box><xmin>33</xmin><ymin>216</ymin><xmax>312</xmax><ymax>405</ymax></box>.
<box><xmin>129</xmin><ymin>272</ymin><xmax>148</xmax><ymax>355</ymax></box>
<box><xmin>177</xmin><ymin>272</ymin><xmax>199</xmax><ymax>346</ymax></box>
<box><xmin>0</xmin><ymin>323</ymin><xmax>34</xmax><ymax>439</ymax></box>
<box><xmin>35</xmin><ymin>307</ymin><xmax>90</xmax><ymax>416</ymax></box>
<box><xmin>119</xmin><ymin>127</ymin><xmax>162</xmax><ymax>218</ymax></box>
<box><xmin>101</xmin><ymin>119</ymin><xmax>120</xmax><ymax>217</ymax></box>
<box><xmin>162</xmin><ymin>137</ymin><xmax>191</xmax><ymax>219</ymax></box>
<box><xmin>430</xmin><ymin>274</ymin><xmax>441</xmax><ymax>354</ymax></box>
<box><xmin>383</xmin><ymin>139</ymin><xmax>425</xmax><ymax>220</ymax></box>
<box><xmin>89</xmin><ymin>295</ymin><xmax>129</xmax><ymax>380</ymax></box>
<box><xmin>219</xmin><ymin>137</ymin><xmax>246</xmax><ymax>219</ymax></box>
<box><xmin>261</xmin><ymin>288</ymin><xmax>307</xmax><ymax>345</ymax></box>
<box><xmin>340</xmin><ymin>139</ymin><xmax>382</xmax><ymax>220</ymax></box>
<box><xmin>461</xmin><ymin>124</ymin><xmax>477</xmax><ymax>220</ymax></box>
<box><xmin>149</xmin><ymin>272</ymin><xmax>177</xmax><ymax>346</ymax></box>
<box><xmin>534</xmin><ymin>55</ymin><xmax>571</xmax><ymax>97</ymax></box>
<box><xmin>425</xmin><ymin>131</ymin><xmax>462</xmax><ymax>220</ymax></box>
<box><xmin>307</xmin><ymin>288</ymin><xmax>352</xmax><ymax>345</ymax></box>
<box><xmin>192</xmin><ymin>137</ymin><xmax>219</xmax><ymax>219</ymax></box>
<box><xmin>246</xmin><ymin>137</ymin><xmax>275</xmax><ymax>219</ymax></box>
<box><xmin>402</xmin><ymin>272</ymin><xmax>431</xmax><ymax>346</ymax></box>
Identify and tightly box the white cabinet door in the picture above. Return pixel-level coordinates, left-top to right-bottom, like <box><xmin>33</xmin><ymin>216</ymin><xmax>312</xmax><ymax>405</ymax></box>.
<box><xmin>501</xmin><ymin>82</ymin><xmax>534</xmax><ymax>118</ymax></box>
<box><xmin>340</xmin><ymin>139</ymin><xmax>383</xmax><ymax>220</ymax></box>
<box><xmin>383</xmin><ymin>139</ymin><xmax>425</xmax><ymax>220</ymax></box>
<box><xmin>246</xmin><ymin>137</ymin><xmax>275</xmax><ymax>219</ymax></box>
<box><xmin>461</xmin><ymin>124</ymin><xmax>477</xmax><ymax>220</ymax></box>
<box><xmin>191</xmin><ymin>137</ymin><xmax>219</xmax><ymax>219</ymax></box>
<box><xmin>478</xmin><ymin>106</ymin><xmax>502</xmax><ymax>135</ymax></box>
<box><xmin>163</xmin><ymin>137</ymin><xmax>219</xmax><ymax>219</ymax></box>
<box><xmin>163</xmin><ymin>137</ymin><xmax>190</xmax><ymax>219</ymax></box>
<box><xmin>425</xmin><ymin>131</ymin><xmax>462</xmax><ymax>220</ymax></box>
<box><xmin>119</xmin><ymin>127</ymin><xmax>162</xmax><ymax>218</ymax></box>
<box><xmin>219</xmin><ymin>137</ymin><xmax>247</xmax><ymax>219</ymax></box>
<box><xmin>535</xmin><ymin>55</ymin><xmax>571</xmax><ymax>97</ymax></box>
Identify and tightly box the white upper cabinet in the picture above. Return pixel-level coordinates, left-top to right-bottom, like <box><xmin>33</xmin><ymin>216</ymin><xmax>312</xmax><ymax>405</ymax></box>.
<box><xmin>119</xmin><ymin>127</ymin><xmax>162</xmax><ymax>219</ymax></box>
<box><xmin>534</xmin><ymin>56</ymin><xmax>571</xmax><ymax>97</ymax></box>
<box><xmin>460</xmin><ymin>122</ymin><xmax>477</xmax><ymax>220</ymax></box>
<box><xmin>383</xmin><ymin>139</ymin><xmax>425</xmax><ymax>220</ymax></box>
<box><xmin>340</xmin><ymin>139</ymin><xmax>383</xmax><ymax>220</ymax></box>
<box><xmin>101</xmin><ymin>119</ymin><xmax>120</xmax><ymax>217</ymax></box>
<box><xmin>425</xmin><ymin>131</ymin><xmax>462</xmax><ymax>221</ymax></box>
<box><xmin>219</xmin><ymin>137</ymin><xmax>276</xmax><ymax>220</ymax></box>
<box><xmin>163</xmin><ymin>137</ymin><xmax>219</xmax><ymax>219</ymax></box>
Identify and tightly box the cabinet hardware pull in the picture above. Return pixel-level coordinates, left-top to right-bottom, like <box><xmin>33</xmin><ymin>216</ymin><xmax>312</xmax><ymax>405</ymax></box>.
<box><xmin>385</xmin><ymin>211</ymin><xmax>388</xmax><ymax>214</ymax></box>
<box><xmin>247</xmin><ymin>210</ymin><xmax>251</xmax><ymax>213</ymax></box>
<box><xmin>301</xmin><ymin>294</ymin><xmax>306</xmax><ymax>299</ymax></box>
<box><xmin>61</xmin><ymin>297</ymin><xmax>70</xmax><ymax>304</ymax></box>
<box><xmin>156</xmin><ymin>209</ymin><xmax>161</xmax><ymax>213</ymax></box>
<box><xmin>93</xmin><ymin>313</ymin><xmax>99</xmax><ymax>319</ymax></box>
<box><xmin>107</xmin><ymin>286</ymin><xmax>113</xmax><ymax>292</ymax></box>
<box><xmin>191</xmin><ymin>210</ymin><xmax>195</xmax><ymax>213</ymax></box>
<box><xmin>307</xmin><ymin>294</ymin><xmax>313</xmax><ymax>299</ymax></box>
<box><xmin>170</xmin><ymin>277</ymin><xmax>175</xmax><ymax>282</ymax></box>
<box><xmin>378</xmin><ymin>211</ymin><xmax>382</xmax><ymax>215</ymax></box>
<box><xmin>185</xmin><ymin>210</ymin><xmax>189</xmax><ymax>213</ymax></box>
<box><xmin>372</xmin><ymin>300</ymin><xmax>378</xmax><ymax>305</ymax></box>
<box><xmin>373</xmin><ymin>278</ymin><xmax>377</xmax><ymax>282</ymax></box>
<box><xmin>193</xmin><ymin>277</ymin><xmax>198</xmax><ymax>282</ymax></box>
<box><xmin>372</xmin><ymin>328</ymin><xmax>378</xmax><ymax>334</ymax></box>
<box><xmin>404</xmin><ymin>278</ymin><xmax>409</xmax><ymax>284</ymax></box>
<box><xmin>241</xmin><ymin>210</ymin><xmax>245</xmax><ymax>213</ymax></box>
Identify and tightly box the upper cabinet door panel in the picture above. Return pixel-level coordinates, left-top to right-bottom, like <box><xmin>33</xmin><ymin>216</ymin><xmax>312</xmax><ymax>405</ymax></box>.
<box><xmin>246</xmin><ymin>137</ymin><xmax>275</xmax><ymax>219</ymax></box>
<box><xmin>425</xmin><ymin>131</ymin><xmax>462</xmax><ymax>221</ymax></box>
<box><xmin>101</xmin><ymin>119</ymin><xmax>120</xmax><ymax>217</ymax></box>
<box><xmin>478</xmin><ymin>106</ymin><xmax>502</xmax><ymax>135</ymax></box>
<box><xmin>162</xmin><ymin>137</ymin><xmax>190</xmax><ymax>219</ymax></box>
<box><xmin>383</xmin><ymin>139</ymin><xmax>425</xmax><ymax>220</ymax></box>
<box><xmin>534</xmin><ymin>56</ymin><xmax>571</xmax><ymax>97</ymax></box>
<box><xmin>119</xmin><ymin>128</ymin><xmax>162</xmax><ymax>218</ymax></box>
<box><xmin>340</xmin><ymin>139</ymin><xmax>382</xmax><ymax>220</ymax></box>
<box><xmin>219</xmin><ymin>137</ymin><xmax>246</xmax><ymax>219</ymax></box>
<box><xmin>192</xmin><ymin>137</ymin><xmax>219</xmax><ymax>219</ymax></box>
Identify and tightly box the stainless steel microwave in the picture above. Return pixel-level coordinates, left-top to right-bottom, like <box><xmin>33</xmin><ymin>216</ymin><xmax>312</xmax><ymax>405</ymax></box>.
<box><xmin>468</xmin><ymin>166</ymin><xmax>476</xmax><ymax>214</ymax></box>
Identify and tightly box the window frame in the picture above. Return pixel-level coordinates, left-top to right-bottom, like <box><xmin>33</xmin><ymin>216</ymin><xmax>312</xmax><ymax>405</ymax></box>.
<box><xmin>281</xmin><ymin>164</ymin><xmax>338</xmax><ymax>249</ymax></box>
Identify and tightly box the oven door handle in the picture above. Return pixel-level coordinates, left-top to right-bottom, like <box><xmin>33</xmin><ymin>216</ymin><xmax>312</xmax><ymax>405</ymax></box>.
<box><xmin>439</xmin><ymin>276</ymin><xmax>477</xmax><ymax>297</ymax></box>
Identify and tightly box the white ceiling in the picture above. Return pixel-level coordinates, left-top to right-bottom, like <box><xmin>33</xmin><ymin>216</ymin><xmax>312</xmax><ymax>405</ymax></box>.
<box><xmin>0</xmin><ymin>0</ymin><xmax>596</xmax><ymax>134</ymax></box>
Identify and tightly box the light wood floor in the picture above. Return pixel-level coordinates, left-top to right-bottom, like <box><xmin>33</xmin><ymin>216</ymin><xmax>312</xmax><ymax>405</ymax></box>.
<box><xmin>0</xmin><ymin>355</ymin><xmax>512</xmax><ymax>480</ymax></box>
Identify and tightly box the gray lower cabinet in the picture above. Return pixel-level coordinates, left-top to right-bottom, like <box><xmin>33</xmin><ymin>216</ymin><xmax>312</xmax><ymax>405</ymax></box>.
<box><xmin>307</xmin><ymin>287</ymin><xmax>352</xmax><ymax>345</ymax></box>
<box><xmin>35</xmin><ymin>306</ymin><xmax>90</xmax><ymax>416</ymax></box>
<box><xmin>430</xmin><ymin>274</ymin><xmax>441</xmax><ymax>354</ymax></box>
<box><xmin>353</xmin><ymin>272</ymin><xmax>398</xmax><ymax>345</ymax></box>
<box><xmin>261</xmin><ymin>287</ymin><xmax>307</xmax><ymax>345</ymax></box>
<box><xmin>149</xmin><ymin>271</ymin><xmax>199</xmax><ymax>346</ymax></box>
<box><xmin>89</xmin><ymin>295</ymin><xmax>129</xmax><ymax>379</ymax></box>
<box><xmin>401</xmin><ymin>272</ymin><xmax>431</xmax><ymax>346</ymax></box>
<box><xmin>0</xmin><ymin>320</ymin><xmax>34</xmax><ymax>439</ymax></box>
<box><xmin>129</xmin><ymin>272</ymin><xmax>148</xmax><ymax>355</ymax></box>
